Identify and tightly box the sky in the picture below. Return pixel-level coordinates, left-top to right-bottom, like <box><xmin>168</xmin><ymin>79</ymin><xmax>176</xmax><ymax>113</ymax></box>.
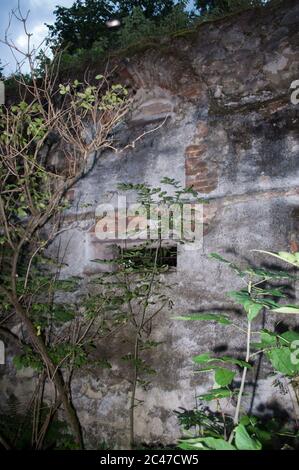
<box><xmin>0</xmin><ymin>0</ymin><xmax>195</xmax><ymax>76</ymax></box>
<box><xmin>0</xmin><ymin>0</ymin><xmax>83</xmax><ymax>74</ymax></box>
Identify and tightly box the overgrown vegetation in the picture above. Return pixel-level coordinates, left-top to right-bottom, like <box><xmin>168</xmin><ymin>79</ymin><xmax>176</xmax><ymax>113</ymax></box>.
<box><xmin>23</xmin><ymin>0</ymin><xmax>277</xmax><ymax>78</ymax></box>
<box><xmin>0</xmin><ymin>0</ymin><xmax>297</xmax><ymax>453</ymax></box>
<box><xmin>113</xmin><ymin>179</ymin><xmax>204</xmax><ymax>447</ymax></box>
<box><xmin>0</xmin><ymin>5</ymin><xmax>131</xmax><ymax>449</ymax></box>
<box><xmin>176</xmin><ymin>251</ymin><xmax>299</xmax><ymax>450</ymax></box>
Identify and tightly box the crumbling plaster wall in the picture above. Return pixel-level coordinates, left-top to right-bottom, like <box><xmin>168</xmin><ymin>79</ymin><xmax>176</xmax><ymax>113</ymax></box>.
<box><xmin>1</xmin><ymin>0</ymin><xmax>299</xmax><ymax>449</ymax></box>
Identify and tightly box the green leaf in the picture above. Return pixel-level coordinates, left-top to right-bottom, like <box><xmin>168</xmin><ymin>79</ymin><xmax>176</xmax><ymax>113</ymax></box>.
<box><xmin>193</xmin><ymin>353</ymin><xmax>212</xmax><ymax>364</ymax></box>
<box><xmin>247</xmin><ymin>267</ymin><xmax>297</xmax><ymax>280</ymax></box>
<box><xmin>178</xmin><ymin>440</ymin><xmax>207</xmax><ymax>450</ymax></box>
<box><xmin>173</xmin><ymin>313</ymin><xmax>232</xmax><ymax>325</ymax></box>
<box><xmin>254</xmin><ymin>287</ymin><xmax>286</xmax><ymax>298</ymax></box>
<box><xmin>271</xmin><ymin>305</ymin><xmax>299</xmax><ymax>314</ymax></box>
<box><xmin>203</xmin><ymin>437</ymin><xmax>236</xmax><ymax>450</ymax></box>
<box><xmin>195</xmin><ymin>366</ymin><xmax>219</xmax><ymax>373</ymax></box>
<box><xmin>228</xmin><ymin>290</ymin><xmax>248</xmax><ymax>303</ymax></box>
<box><xmin>214</xmin><ymin>367</ymin><xmax>236</xmax><ymax>387</ymax></box>
<box><xmin>209</xmin><ymin>253</ymin><xmax>231</xmax><ymax>264</ymax></box>
<box><xmin>253</xmin><ymin>250</ymin><xmax>299</xmax><ymax>268</ymax></box>
<box><xmin>179</xmin><ymin>437</ymin><xmax>235</xmax><ymax>451</ymax></box>
<box><xmin>53</xmin><ymin>306</ymin><xmax>75</xmax><ymax>323</ymax></box>
<box><xmin>195</xmin><ymin>365</ymin><xmax>236</xmax><ymax>387</ymax></box>
<box><xmin>260</xmin><ymin>329</ymin><xmax>277</xmax><ymax>346</ymax></box>
<box><xmin>246</xmin><ymin>301</ymin><xmax>263</xmax><ymax>321</ymax></box>
<box><xmin>228</xmin><ymin>291</ymin><xmax>263</xmax><ymax>321</ymax></box>
<box><xmin>266</xmin><ymin>347</ymin><xmax>299</xmax><ymax>376</ymax></box>
<box><xmin>219</xmin><ymin>356</ymin><xmax>252</xmax><ymax>368</ymax></box>
<box><xmin>193</xmin><ymin>353</ymin><xmax>251</xmax><ymax>369</ymax></box>
<box><xmin>13</xmin><ymin>348</ymin><xmax>43</xmax><ymax>371</ymax></box>
<box><xmin>17</xmin><ymin>207</ymin><xmax>27</xmax><ymax>218</ymax></box>
<box><xmin>198</xmin><ymin>388</ymin><xmax>232</xmax><ymax>401</ymax></box>
<box><xmin>209</xmin><ymin>253</ymin><xmax>244</xmax><ymax>276</ymax></box>
<box><xmin>239</xmin><ymin>415</ymin><xmax>251</xmax><ymax>426</ymax></box>
<box><xmin>235</xmin><ymin>424</ymin><xmax>262</xmax><ymax>450</ymax></box>
<box><xmin>280</xmin><ymin>330</ymin><xmax>299</xmax><ymax>344</ymax></box>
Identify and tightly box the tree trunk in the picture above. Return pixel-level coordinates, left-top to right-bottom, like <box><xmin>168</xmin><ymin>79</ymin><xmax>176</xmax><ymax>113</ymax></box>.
<box><xmin>7</xmin><ymin>290</ymin><xmax>84</xmax><ymax>449</ymax></box>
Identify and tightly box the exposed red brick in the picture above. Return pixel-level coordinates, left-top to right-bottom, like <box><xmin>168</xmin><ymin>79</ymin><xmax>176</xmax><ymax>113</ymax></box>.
<box><xmin>186</xmin><ymin>170</ymin><xmax>218</xmax><ymax>183</ymax></box>
<box><xmin>185</xmin><ymin>160</ymin><xmax>208</xmax><ymax>175</ymax></box>
<box><xmin>185</xmin><ymin>143</ymin><xmax>207</xmax><ymax>158</ymax></box>
<box><xmin>190</xmin><ymin>182</ymin><xmax>218</xmax><ymax>193</ymax></box>
<box><xmin>206</xmin><ymin>170</ymin><xmax>218</xmax><ymax>179</ymax></box>
<box><xmin>186</xmin><ymin>169</ymin><xmax>209</xmax><ymax>178</ymax></box>
<box><xmin>186</xmin><ymin>160</ymin><xmax>208</xmax><ymax>171</ymax></box>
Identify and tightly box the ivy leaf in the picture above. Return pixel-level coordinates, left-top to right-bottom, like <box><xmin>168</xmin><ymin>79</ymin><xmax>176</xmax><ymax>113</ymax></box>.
<box><xmin>235</xmin><ymin>424</ymin><xmax>262</xmax><ymax>450</ymax></box>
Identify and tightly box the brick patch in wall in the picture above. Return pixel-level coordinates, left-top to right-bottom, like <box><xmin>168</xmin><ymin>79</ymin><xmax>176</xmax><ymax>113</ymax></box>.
<box><xmin>185</xmin><ymin>121</ymin><xmax>218</xmax><ymax>194</ymax></box>
<box><xmin>185</xmin><ymin>143</ymin><xmax>207</xmax><ymax>158</ymax></box>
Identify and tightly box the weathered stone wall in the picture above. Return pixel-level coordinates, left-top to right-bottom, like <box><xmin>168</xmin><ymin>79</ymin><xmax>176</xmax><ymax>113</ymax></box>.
<box><xmin>1</xmin><ymin>0</ymin><xmax>299</xmax><ymax>449</ymax></box>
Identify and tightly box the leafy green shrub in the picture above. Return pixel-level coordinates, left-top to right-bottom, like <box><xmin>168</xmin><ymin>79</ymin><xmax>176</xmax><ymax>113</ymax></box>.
<box><xmin>176</xmin><ymin>250</ymin><xmax>299</xmax><ymax>450</ymax></box>
<box><xmin>42</xmin><ymin>0</ymin><xmax>276</xmax><ymax>76</ymax></box>
<box><xmin>195</xmin><ymin>0</ymin><xmax>266</xmax><ymax>16</ymax></box>
<box><xmin>59</xmin><ymin>37</ymin><xmax>109</xmax><ymax>73</ymax></box>
<box><xmin>0</xmin><ymin>401</ymin><xmax>77</xmax><ymax>450</ymax></box>
<box><xmin>96</xmin><ymin>5</ymin><xmax>190</xmax><ymax>51</ymax></box>
<box><xmin>159</xmin><ymin>4</ymin><xmax>191</xmax><ymax>35</ymax></box>
<box><xmin>47</xmin><ymin>1</ymin><xmax>186</xmax><ymax>54</ymax></box>
<box><xmin>117</xmin><ymin>7</ymin><xmax>156</xmax><ymax>49</ymax></box>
